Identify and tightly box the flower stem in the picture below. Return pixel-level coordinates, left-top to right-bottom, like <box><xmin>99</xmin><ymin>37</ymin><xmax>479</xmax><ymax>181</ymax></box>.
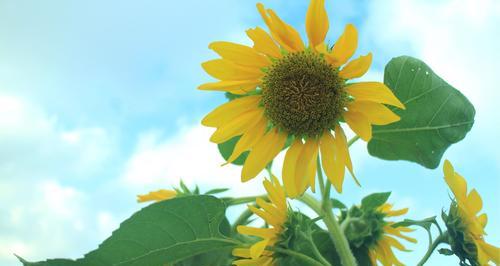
<box><xmin>416</xmin><ymin>232</ymin><xmax>448</xmax><ymax>266</ymax></box>
<box><xmin>224</xmin><ymin>194</ymin><xmax>266</xmax><ymax>206</ymax></box>
<box><xmin>317</xmin><ymin>159</ymin><xmax>357</xmax><ymax>266</ymax></box>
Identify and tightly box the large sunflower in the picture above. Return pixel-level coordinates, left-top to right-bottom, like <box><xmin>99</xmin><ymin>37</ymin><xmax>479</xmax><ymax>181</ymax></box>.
<box><xmin>200</xmin><ymin>0</ymin><xmax>404</xmax><ymax>197</ymax></box>
<box><xmin>368</xmin><ymin>203</ymin><xmax>417</xmax><ymax>266</ymax></box>
<box><xmin>443</xmin><ymin>160</ymin><xmax>499</xmax><ymax>265</ymax></box>
<box><xmin>233</xmin><ymin>176</ymin><xmax>287</xmax><ymax>265</ymax></box>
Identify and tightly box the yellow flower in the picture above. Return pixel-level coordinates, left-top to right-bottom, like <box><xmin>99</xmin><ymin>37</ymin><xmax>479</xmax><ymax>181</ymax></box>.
<box><xmin>368</xmin><ymin>203</ymin><xmax>417</xmax><ymax>266</ymax></box>
<box><xmin>443</xmin><ymin>160</ymin><xmax>500</xmax><ymax>265</ymax></box>
<box><xmin>200</xmin><ymin>0</ymin><xmax>404</xmax><ymax>197</ymax></box>
<box><xmin>233</xmin><ymin>176</ymin><xmax>287</xmax><ymax>265</ymax></box>
<box><xmin>136</xmin><ymin>189</ymin><xmax>177</xmax><ymax>203</ymax></box>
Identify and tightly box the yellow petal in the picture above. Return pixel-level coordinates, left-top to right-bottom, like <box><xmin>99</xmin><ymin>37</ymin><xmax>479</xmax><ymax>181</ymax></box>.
<box><xmin>467</xmin><ymin>189</ymin><xmax>483</xmax><ymax>215</ymax></box>
<box><xmin>237</xmin><ymin>225</ymin><xmax>277</xmax><ymax>239</ymax></box>
<box><xmin>348</xmin><ymin>101</ymin><xmax>400</xmax><ymax>125</ymax></box>
<box><xmin>263</xmin><ymin>177</ymin><xmax>287</xmax><ymax>210</ymax></box>
<box><xmin>250</xmin><ymin>239</ymin><xmax>269</xmax><ymax>259</ymax></box>
<box><xmin>344</xmin><ymin>111</ymin><xmax>372</xmax><ymax>141</ymax></box>
<box><xmin>328</xmin><ymin>24</ymin><xmax>358</xmax><ymax>67</ymax></box>
<box><xmin>320</xmin><ymin>130</ymin><xmax>344</xmax><ymax>192</ymax></box>
<box><xmin>339</xmin><ymin>53</ymin><xmax>373</xmax><ymax>79</ymax></box>
<box><xmin>295</xmin><ymin>139</ymin><xmax>319</xmax><ymax>196</ymax></box>
<box><xmin>384</xmin><ymin>235</ymin><xmax>409</xmax><ymax>251</ymax></box>
<box><xmin>256</xmin><ymin>3</ymin><xmax>304</xmax><ymax>52</ymax></box>
<box><xmin>242</xmin><ymin>129</ymin><xmax>287</xmax><ymax>182</ymax></box>
<box><xmin>256</xmin><ymin>198</ymin><xmax>286</xmax><ymax>221</ymax></box>
<box><xmin>249</xmin><ymin>205</ymin><xmax>281</xmax><ymax>227</ymax></box>
<box><xmin>477</xmin><ymin>240</ymin><xmax>500</xmax><ymax>264</ymax></box>
<box><xmin>345</xmin><ymin>82</ymin><xmax>405</xmax><ymax>109</ymax></box>
<box><xmin>225</xmin><ymin>118</ymin><xmax>268</xmax><ymax>164</ymax></box>
<box><xmin>478</xmin><ymin>213</ymin><xmax>488</xmax><ymax>228</ymax></box>
<box><xmin>306</xmin><ymin>0</ymin><xmax>329</xmax><ymax>47</ymax></box>
<box><xmin>232</xmin><ymin>248</ymin><xmax>251</xmax><ymax>258</ymax></box>
<box><xmin>384</xmin><ymin>225</ymin><xmax>418</xmax><ymax>243</ymax></box>
<box><xmin>136</xmin><ymin>189</ymin><xmax>176</xmax><ymax>203</ymax></box>
<box><xmin>282</xmin><ymin>140</ymin><xmax>304</xmax><ymax>197</ymax></box>
<box><xmin>198</xmin><ymin>80</ymin><xmax>261</xmax><ymax>94</ymax></box>
<box><xmin>209</xmin><ymin>41</ymin><xmax>271</xmax><ymax>68</ymax></box>
<box><xmin>210</xmin><ymin>108</ymin><xmax>264</xmax><ymax>143</ymax></box>
<box><xmin>202</xmin><ymin>59</ymin><xmax>264</xmax><ymax>80</ymax></box>
<box><xmin>335</xmin><ymin>125</ymin><xmax>358</xmax><ymax>184</ymax></box>
<box><xmin>443</xmin><ymin>160</ymin><xmax>468</xmax><ymax>201</ymax></box>
<box><xmin>202</xmin><ymin>95</ymin><xmax>261</xmax><ymax>127</ymax></box>
<box><xmin>385</xmin><ymin>207</ymin><xmax>409</xmax><ymax>217</ymax></box>
<box><xmin>246</xmin><ymin>27</ymin><xmax>282</xmax><ymax>58</ymax></box>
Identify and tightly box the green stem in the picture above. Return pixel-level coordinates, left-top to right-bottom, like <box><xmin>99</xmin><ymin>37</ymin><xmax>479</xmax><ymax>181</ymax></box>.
<box><xmin>317</xmin><ymin>160</ymin><xmax>357</xmax><ymax>266</ymax></box>
<box><xmin>273</xmin><ymin>247</ymin><xmax>326</xmax><ymax>266</ymax></box>
<box><xmin>416</xmin><ymin>232</ymin><xmax>447</xmax><ymax>266</ymax></box>
<box><xmin>298</xmin><ymin>193</ymin><xmax>323</xmax><ymax>216</ymax></box>
<box><xmin>302</xmin><ymin>232</ymin><xmax>332</xmax><ymax>266</ymax></box>
<box><xmin>347</xmin><ymin>135</ymin><xmax>360</xmax><ymax>147</ymax></box>
<box><xmin>225</xmin><ymin>195</ymin><xmax>266</xmax><ymax>206</ymax></box>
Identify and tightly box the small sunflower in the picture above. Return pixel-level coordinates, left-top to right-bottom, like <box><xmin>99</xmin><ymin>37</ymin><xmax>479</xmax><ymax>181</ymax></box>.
<box><xmin>137</xmin><ymin>189</ymin><xmax>177</xmax><ymax>203</ymax></box>
<box><xmin>443</xmin><ymin>160</ymin><xmax>499</xmax><ymax>265</ymax></box>
<box><xmin>233</xmin><ymin>176</ymin><xmax>287</xmax><ymax>265</ymax></box>
<box><xmin>368</xmin><ymin>203</ymin><xmax>417</xmax><ymax>266</ymax></box>
<box><xmin>200</xmin><ymin>0</ymin><xmax>404</xmax><ymax>197</ymax></box>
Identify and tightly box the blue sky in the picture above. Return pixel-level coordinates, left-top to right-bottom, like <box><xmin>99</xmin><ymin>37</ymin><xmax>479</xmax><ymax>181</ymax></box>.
<box><xmin>0</xmin><ymin>0</ymin><xmax>499</xmax><ymax>265</ymax></box>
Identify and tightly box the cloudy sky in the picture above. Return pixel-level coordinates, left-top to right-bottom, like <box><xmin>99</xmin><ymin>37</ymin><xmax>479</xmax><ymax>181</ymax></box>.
<box><xmin>1</xmin><ymin>0</ymin><xmax>499</xmax><ymax>265</ymax></box>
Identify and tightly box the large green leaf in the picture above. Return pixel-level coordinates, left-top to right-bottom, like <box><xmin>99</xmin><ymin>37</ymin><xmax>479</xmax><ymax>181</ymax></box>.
<box><xmin>18</xmin><ymin>195</ymin><xmax>238</xmax><ymax>266</ymax></box>
<box><xmin>368</xmin><ymin>56</ymin><xmax>475</xmax><ymax>169</ymax></box>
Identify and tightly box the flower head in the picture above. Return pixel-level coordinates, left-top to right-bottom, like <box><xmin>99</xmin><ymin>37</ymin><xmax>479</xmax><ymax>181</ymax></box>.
<box><xmin>367</xmin><ymin>203</ymin><xmax>417</xmax><ymax>266</ymax></box>
<box><xmin>442</xmin><ymin>160</ymin><xmax>499</xmax><ymax>265</ymax></box>
<box><xmin>233</xmin><ymin>176</ymin><xmax>287</xmax><ymax>265</ymax></box>
<box><xmin>200</xmin><ymin>0</ymin><xmax>404</xmax><ymax>197</ymax></box>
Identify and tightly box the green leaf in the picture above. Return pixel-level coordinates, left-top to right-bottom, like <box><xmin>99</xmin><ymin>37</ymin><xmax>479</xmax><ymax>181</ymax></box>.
<box><xmin>438</xmin><ymin>248</ymin><xmax>455</xmax><ymax>256</ymax></box>
<box><xmin>368</xmin><ymin>56</ymin><xmax>475</xmax><ymax>169</ymax></box>
<box><xmin>331</xmin><ymin>198</ymin><xmax>347</xmax><ymax>209</ymax></box>
<box><xmin>205</xmin><ymin>188</ymin><xmax>230</xmax><ymax>195</ymax></box>
<box><xmin>217</xmin><ymin>136</ymin><xmax>249</xmax><ymax>166</ymax></box>
<box><xmin>361</xmin><ymin>192</ymin><xmax>391</xmax><ymax>211</ymax></box>
<box><xmin>19</xmin><ymin>195</ymin><xmax>238</xmax><ymax>266</ymax></box>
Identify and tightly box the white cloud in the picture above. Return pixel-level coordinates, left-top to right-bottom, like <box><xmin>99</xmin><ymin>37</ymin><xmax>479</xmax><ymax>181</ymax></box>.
<box><xmin>122</xmin><ymin>125</ymin><xmax>267</xmax><ymax>197</ymax></box>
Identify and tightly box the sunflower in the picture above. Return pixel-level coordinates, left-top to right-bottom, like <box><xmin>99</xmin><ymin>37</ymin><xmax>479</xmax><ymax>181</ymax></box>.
<box><xmin>367</xmin><ymin>203</ymin><xmax>417</xmax><ymax>266</ymax></box>
<box><xmin>233</xmin><ymin>176</ymin><xmax>287</xmax><ymax>265</ymax></box>
<box><xmin>443</xmin><ymin>160</ymin><xmax>499</xmax><ymax>265</ymax></box>
<box><xmin>200</xmin><ymin>0</ymin><xmax>404</xmax><ymax>197</ymax></box>
<box><xmin>137</xmin><ymin>189</ymin><xmax>177</xmax><ymax>203</ymax></box>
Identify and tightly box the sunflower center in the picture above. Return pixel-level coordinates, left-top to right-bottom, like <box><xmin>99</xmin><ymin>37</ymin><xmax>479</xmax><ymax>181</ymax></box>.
<box><xmin>262</xmin><ymin>51</ymin><xmax>346</xmax><ymax>137</ymax></box>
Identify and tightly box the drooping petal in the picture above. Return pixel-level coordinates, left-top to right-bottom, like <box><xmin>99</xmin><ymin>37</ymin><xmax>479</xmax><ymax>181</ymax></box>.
<box><xmin>209</xmin><ymin>41</ymin><xmax>271</xmax><ymax>68</ymax></box>
<box><xmin>249</xmin><ymin>206</ymin><xmax>281</xmax><ymax>227</ymax></box>
<box><xmin>345</xmin><ymin>82</ymin><xmax>405</xmax><ymax>109</ymax></box>
<box><xmin>339</xmin><ymin>53</ymin><xmax>373</xmax><ymax>79</ymax></box>
<box><xmin>250</xmin><ymin>239</ymin><xmax>269</xmax><ymax>259</ymax></box>
<box><xmin>344</xmin><ymin>111</ymin><xmax>372</xmax><ymax>141</ymax></box>
<box><xmin>202</xmin><ymin>95</ymin><xmax>261</xmax><ymax>127</ymax></box>
<box><xmin>327</xmin><ymin>24</ymin><xmax>358</xmax><ymax>67</ymax></box>
<box><xmin>477</xmin><ymin>240</ymin><xmax>500</xmax><ymax>264</ymax></box>
<box><xmin>282</xmin><ymin>140</ymin><xmax>304</xmax><ymax>197</ymax></box>
<box><xmin>348</xmin><ymin>101</ymin><xmax>400</xmax><ymax>125</ymax></box>
<box><xmin>384</xmin><ymin>235</ymin><xmax>409</xmax><ymax>251</ymax></box>
<box><xmin>306</xmin><ymin>0</ymin><xmax>329</xmax><ymax>47</ymax></box>
<box><xmin>246</xmin><ymin>27</ymin><xmax>282</xmax><ymax>58</ymax></box>
<box><xmin>210</xmin><ymin>108</ymin><xmax>264</xmax><ymax>143</ymax></box>
<box><xmin>384</xmin><ymin>226</ymin><xmax>418</xmax><ymax>243</ymax></box>
<box><xmin>202</xmin><ymin>59</ymin><xmax>264</xmax><ymax>80</ymax></box>
<box><xmin>198</xmin><ymin>80</ymin><xmax>261</xmax><ymax>94</ymax></box>
<box><xmin>335</xmin><ymin>125</ymin><xmax>358</xmax><ymax>184</ymax></box>
<box><xmin>320</xmin><ymin>130</ymin><xmax>344</xmax><ymax>192</ymax></box>
<box><xmin>225</xmin><ymin>118</ymin><xmax>268</xmax><ymax>164</ymax></box>
<box><xmin>257</xmin><ymin>3</ymin><xmax>304</xmax><ymax>52</ymax></box>
<box><xmin>242</xmin><ymin>129</ymin><xmax>287</xmax><ymax>182</ymax></box>
<box><xmin>295</xmin><ymin>139</ymin><xmax>319</xmax><ymax>195</ymax></box>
